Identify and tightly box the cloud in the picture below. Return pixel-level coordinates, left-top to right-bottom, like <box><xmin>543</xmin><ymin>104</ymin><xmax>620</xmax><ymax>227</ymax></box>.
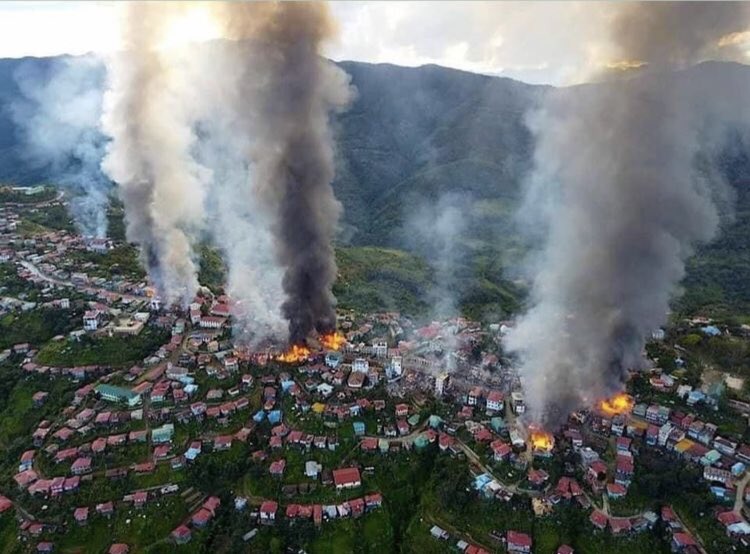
<box><xmin>2</xmin><ymin>2</ymin><xmax>750</xmax><ymax>86</ymax></box>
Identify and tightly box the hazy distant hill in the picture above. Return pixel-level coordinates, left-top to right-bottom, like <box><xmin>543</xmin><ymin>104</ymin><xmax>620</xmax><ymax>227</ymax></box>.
<box><xmin>2</xmin><ymin>56</ymin><xmax>750</xmax><ymax>318</ymax></box>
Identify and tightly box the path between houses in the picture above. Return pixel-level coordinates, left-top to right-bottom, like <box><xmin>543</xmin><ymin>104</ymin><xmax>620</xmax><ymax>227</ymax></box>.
<box><xmin>425</xmin><ymin>512</ymin><xmax>497</xmax><ymax>553</ymax></box>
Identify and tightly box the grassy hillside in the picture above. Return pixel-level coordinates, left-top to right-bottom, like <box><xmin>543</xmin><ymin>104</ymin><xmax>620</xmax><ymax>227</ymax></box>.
<box><xmin>333</xmin><ymin>246</ymin><xmax>522</xmax><ymax>320</ymax></box>
<box><xmin>334</xmin><ymin>246</ymin><xmax>432</xmax><ymax>315</ymax></box>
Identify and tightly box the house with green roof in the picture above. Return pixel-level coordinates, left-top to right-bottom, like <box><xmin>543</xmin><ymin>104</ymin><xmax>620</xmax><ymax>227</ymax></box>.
<box><xmin>152</xmin><ymin>423</ymin><xmax>175</xmax><ymax>444</ymax></box>
<box><xmin>95</xmin><ymin>384</ymin><xmax>142</xmax><ymax>407</ymax></box>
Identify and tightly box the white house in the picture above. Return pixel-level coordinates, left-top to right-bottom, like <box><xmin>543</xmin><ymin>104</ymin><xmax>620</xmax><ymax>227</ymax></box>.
<box><xmin>386</xmin><ymin>356</ymin><xmax>403</xmax><ymax>380</ymax></box>
<box><xmin>372</xmin><ymin>341</ymin><xmax>388</xmax><ymax>358</ymax></box>
<box><xmin>487</xmin><ymin>391</ymin><xmax>504</xmax><ymax>412</ymax></box>
<box><xmin>83</xmin><ymin>310</ymin><xmax>102</xmax><ymax>331</ymax></box>
<box><xmin>352</xmin><ymin>358</ymin><xmax>369</xmax><ymax>373</ymax></box>
<box><xmin>199</xmin><ymin>316</ymin><xmax>225</xmax><ymax>329</ymax></box>
<box><xmin>435</xmin><ymin>373</ymin><xmax>449</xmax><ymax>397</ymax></box>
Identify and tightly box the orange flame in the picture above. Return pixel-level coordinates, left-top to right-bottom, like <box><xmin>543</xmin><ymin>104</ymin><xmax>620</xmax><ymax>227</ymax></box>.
<box><xmin>597</xmin><ymin>393</ymin><xmax>634</xmax><ymax>417</ymax></box>
<box><xmin>321</xmin><ymin>332</ymin><xmax>345</xmax><ymax>351</ymax></box>
<box><xmin>530</xmin><ymin>430</ymin><xmax>554</xmax><ymax>451</ymax></box>
<box><xmin>277</xmin><ymin>344</ymin><xmax>311</xmax><ymax>363</ymax></box>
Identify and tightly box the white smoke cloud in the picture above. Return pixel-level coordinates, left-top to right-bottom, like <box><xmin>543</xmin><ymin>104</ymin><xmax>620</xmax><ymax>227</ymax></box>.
<box><xmin>100</xmin><ymin>3</ymin><xmax>210</xmax><ymax>306</ymax></box>
<box><xmin>10</xmin><ymin>55</ymin><xmax>110</xmax><ymax>237</ymax></box>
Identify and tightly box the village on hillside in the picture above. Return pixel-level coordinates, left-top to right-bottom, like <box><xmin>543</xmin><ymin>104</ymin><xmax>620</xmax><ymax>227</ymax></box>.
<box><xmin>0</xmin><ymin>188</ymin><xmax>749</xmax><ymax>553</ymax></box>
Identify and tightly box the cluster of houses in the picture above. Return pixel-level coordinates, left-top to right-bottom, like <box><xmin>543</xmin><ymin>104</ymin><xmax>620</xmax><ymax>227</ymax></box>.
<box><xmin>429</xmin><ymin>525</ymin><xmax>540</xmax><ymax>554</ymax></box>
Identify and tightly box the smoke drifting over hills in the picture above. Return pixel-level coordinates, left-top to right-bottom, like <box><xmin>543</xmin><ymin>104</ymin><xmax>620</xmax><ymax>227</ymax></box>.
<box><xmin>100</xmin><ymin>3</ymin><xmax>209</xmax><ymax>306</ymax></box>
<box><xmin>505</xmin><ymin>2</ymin><xmax>750</xmax><ymax>427</ymax></box>
<box><xmin>95</xmin><ymin>2</ymin><xmax>352</xmax><ymax>343</ymax></box>
<box><xmin>10</xmin><ymin>56</ymin><xmax>110</xmax><ymax>237</ymax></box>
<box><xmin>405</xmin><ymin>193</ymin><xmax>469</xmax><ymax>371</ymax></box>
<box><xmin>212</xmin><ymin>2</ymin><xmax>354</xmax><ymax>344</ymax></box>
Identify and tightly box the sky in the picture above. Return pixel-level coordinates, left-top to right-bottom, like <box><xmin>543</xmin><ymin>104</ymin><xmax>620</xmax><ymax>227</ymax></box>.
<box><xmin>0</xmin><ymin>1</ymin><xmax>748</xmax><ymax>85</ymax></box>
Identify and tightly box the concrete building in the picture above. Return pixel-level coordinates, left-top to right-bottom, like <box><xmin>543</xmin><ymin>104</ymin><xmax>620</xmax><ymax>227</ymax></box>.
<box><xmin>435</xmin><ymin>373</ymin><xmax>449</xmax><ymax>397</ymax></box>
<box><xmin>95</xmin><ymin>384</ymin><xmax>142</xmax><ymax>407</ymax></box>
<box><xmin>511</xmin><ymin>392</ymin><xmax>525</xmax><ymax>415</ymax></box>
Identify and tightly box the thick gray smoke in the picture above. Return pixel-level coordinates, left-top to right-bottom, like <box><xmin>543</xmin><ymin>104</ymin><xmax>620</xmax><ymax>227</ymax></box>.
<box><xmin>214</xmin><ymin>3</ymin><xmax>354</xmax><ymax>345</ymax></box>
<box><xmin>10</xmin><ymin>55</ymin><xmax>110</xmax><ymax>237</ymax></box>
<box><xmin>188</xmin><ymin>56</ymin><xmax>287</xmax><ymax>343</ymax></box>
<box><xmin>505</xmin><ymin>3</ymin><xmax>750</xmax><ymax>427</ymax></box>
<box><xmin>100</xmin><ymin>3</ymin><xmax>209</xmax><ymax>306</ymax></box>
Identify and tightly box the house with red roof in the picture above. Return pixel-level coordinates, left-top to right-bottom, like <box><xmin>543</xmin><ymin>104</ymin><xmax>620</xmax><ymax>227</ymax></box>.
<box><xmin>717</xmin><ymin>510</ymin><xmax>742</xmax><ymax>527</ymax></box>
<box><xmin>527</xmin><ymin>468</ymin><xmax>549</xmax><ymax>488</ymax></box>
<box><xmin>260</xmin><ymin>500</ymin><xmax>278</xmax><ymax>524</ymax></box>
<box><xmin>191</xmin><ymin>508</ymin><xmax>213</xmax><ymax>528</ymax></box>
<box><xmin>269</xmin><ymin>459</ymin><xmax>286</xmax><ymax>477</ymax></box>
<box><xmin>91</xmin><ymin>438</ymin><xmax>107</xmax><ymax>454</ymax></box>
<box><xmin>609</xmin><ymin>517</ymin><xmax>631</xmax><ymax>535</ymax></box>
<box><xmin>671</xmin><ymin>532</ymin><xmax>697</xmax><ymax>552</ymax></box>
<box><xmin>109</xmin><ymin>544</ymin><xmax>129</xmax><ymax>554</ymax></box>
<box><xmin>607</xmin><ymin>483</ymin><xmax>627</xmax><ymax>499</ymax></box>
<box><xmin>132</xmin><ymin>491</ymin><xmax>148</xmax><ymax>508</ymax></box>
<box><xmin>590</xmin><ymin>510</ymin><xmax>608</xmax><ymax>530</ymax></box>
<box><xmin>153</xmin><ymin>445</ymin><xmax>170</xmax><ymax>459</ymax></box>
<box><xmin>96</xmin><ymin>501</ymin><xmax>114</xmax><ymax>518</ymax></box>
<box><xmin>73</xmin><ymin>507</ymin><xmax>89</xmax><ymax>525</ymax></box>
<box><xmin>365</xmin><ymin>493</ymin><xmax>383</xmax><ymax>510</ymax></box>
<box><xmin>439</xmin><ymin>433</ymin><xmax>456</xmax><ymax>452</ymax></box>
<box><xmin>70</xmin><ymin>457</ymin><xmax>92</xmax><ymax>475</ymax></box>
<box><xmin>491</xmin><ymin>440</ymin><xmax>511</xmax><ymax>462</ymax></box>
<box><xmin>63</xmin><ymin>475</ymin><xmax>81</xmax><ymax>492</ymax></box>
<box><xmin>214</xmin><ymin>435</ymin><xmax>233</xmax><ymax>451</ymax></box>
<box><xmin>172</xmin><ymin>525</ymin><xmax>192</xmax><ymax>544</ymax></box>
<box><xmin>661</xmin><ymin>505</ymin><xmax>682</xmax><ymax>531</ymax></box>
<box><xmin>0</xmin><ymin>495</ymin><xmax>12</xmax><ymax>513</ymax></box>
<box><xmin>396</xmin><ymin>419</ymin><xmax>410</xmax><ymax>436</ymax></box>
<box><xmin>507</xmin><ymin>530</ymin><xmax>532</xmax><ymax>553</ymax></box>
<box><xmin>333</xmin><ymin>467</ymin><xmax>361</xmax><ymax>490</ymax></box>
<box><xmin>50</xmin><ymin>477</ymin><xmax>65</xmax><ymax>496</ymax></box>
<box><xmin>203</xmin><ymin>496</ymin><xmax>221</xmax><ymax>514</ymax></box>
<box><xmin>133</xmin><ymin>461</ymin><xmax>155</xmax><ymax>474</ymax></box>
<box><xmin>556</xmin><ymin>546</ymin><xmax>574</xmax><ymax>554</ymax></box>
<box><xmin>486</xmin><ymin>390</ymin><xmax>504</xmax><ymax>412</ymax></box>
<box><xmin>350</xmin><ymin>497</ymin><xmax>365</xmax><ymax>518</ymax></box>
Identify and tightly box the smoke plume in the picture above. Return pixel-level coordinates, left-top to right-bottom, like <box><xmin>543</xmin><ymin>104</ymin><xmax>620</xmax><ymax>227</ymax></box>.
<box><xmin>10</xmin><ymin>55</ymin><xmax>110</xmax><ymax>237</ymax></box>
<box><xmin>505</xmin><ymin>3</ymin><xmax>750</xmax><ymax>427</ymax></box>
<box><xmin>100</xmin><ymin>3</ymin><xmax>209</xmax><ymax>306</ymax></box>
<box><xmin>190</xmin><ymin>69</ymin><xmax>287</xmax><ymax>343</ymax></box>
<box><xmin>212</xmin><ymin>2</ymin><xmax>354</xmax><ymax>344</ymax></box>
<box><xmin>406</xmin><ymin>193</ymin><xmax>469</xmax><ymax>371</ymax></box>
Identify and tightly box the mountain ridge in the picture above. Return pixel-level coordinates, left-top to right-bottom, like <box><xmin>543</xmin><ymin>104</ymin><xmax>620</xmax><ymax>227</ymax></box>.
<box><xmin>2</xmin><ymin>56</ymin><xmax>750</xmax><ymax>318</ymax></box>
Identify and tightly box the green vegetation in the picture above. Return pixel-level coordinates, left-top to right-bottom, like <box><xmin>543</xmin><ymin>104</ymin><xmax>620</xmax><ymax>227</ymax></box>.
<box><xmin>0</xmin><ymin>307</ymin><xmax>81</xmax><ymax>350</ymax></box>
<box><xmin>677</xmin><ymin>184</ymin><xmax>750</xmax><ymax>317</ymax></box>
<box><xmin>71</xmin><ymin>244</ymin><xmax>145</xmax><ymax>280</ymax></box>
<box><xmin>0</xmin><ymin>185</ymin><xmax>56</xmax><ymax>204</ymax></box>
<box><xmin>0</xmin><ymin>262</ymin><xmax>41</xmax><ymax>300</ymax></box>
<box><xmin>25</xmin><ymin>203</ymin><xmax>76</xmax><ymax>232</ymax></box>
<box><xmin>36</xmin><ymin>326</ymin><xmax>169</xmax><ymax>367</ymax></box>
<box><xmin>15</xmin><ymin>218</ymin><xmax>48</xmax><ymax>237</ymax></box>
<box><xmin>334</xmin><ymin>246</ymin><xmax>432</xmax><ymax>316</ymax></box>
<box><xmin>198</xmin><ymin>244</ymin><xmax>227</xmax><ymax>293</ymax></box>
<box><xmin>107</xmin><ymin>199</ymin><xmax>127</xmax><ymax>242</ymax></box>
